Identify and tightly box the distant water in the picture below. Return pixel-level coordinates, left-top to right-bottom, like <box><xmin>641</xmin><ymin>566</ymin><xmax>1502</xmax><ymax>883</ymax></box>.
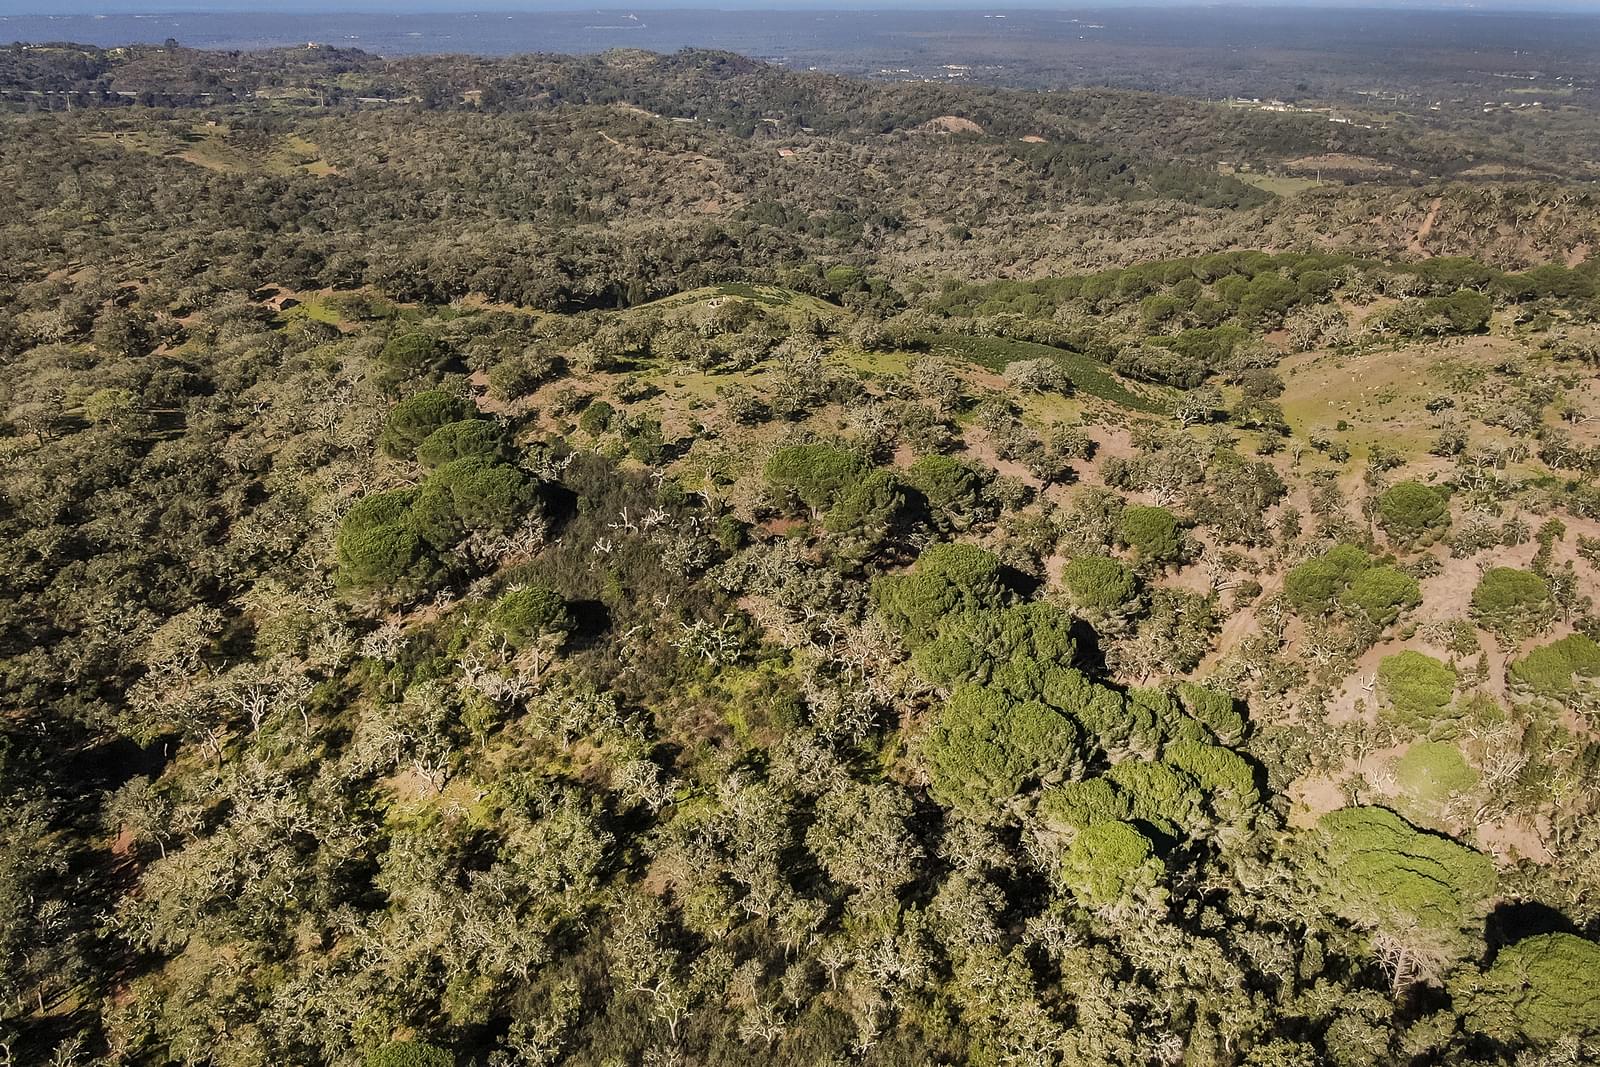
<box><xmin>0</xmin><ymin>9</ymin><xmax>1026</xmax><ymax>60</ymax></box>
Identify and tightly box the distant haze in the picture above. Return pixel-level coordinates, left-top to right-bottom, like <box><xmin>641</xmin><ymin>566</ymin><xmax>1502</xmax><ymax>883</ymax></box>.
<box><xmin>9</xmin><ymin>0</ymin><xmax>1600</xmax><ymax>13</ymax></box>
<box><xmin>9</xmin><ymin>5</ymin><xmax>1600</xmax><ymax>82</ymax></box>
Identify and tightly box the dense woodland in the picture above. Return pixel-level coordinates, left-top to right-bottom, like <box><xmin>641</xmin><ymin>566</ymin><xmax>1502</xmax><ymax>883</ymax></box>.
<box><xmin>4</xmin><ymin>42</ymin><xmax>1600</xmax><ymax>1067</ymax></box>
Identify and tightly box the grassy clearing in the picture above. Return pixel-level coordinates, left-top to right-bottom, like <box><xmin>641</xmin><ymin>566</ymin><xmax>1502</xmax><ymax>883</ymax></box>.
<box><xmin>646</xmin><ymin>366</ymin><xmax>765</xmax><ymax>406</ymax></box>
<box><xmin>91</xmin><ymin>123</ymin><xmax>336</xmax><ymax>176</ymax></box>
<box><xmin>841</xmin><ymin>346</ymin><xmax>914</xmax><ymax>379</ymax></box>
<box><xmin>276</xmin><ymin>289</ymin><xmax>428</xmax><ymax>330</ymax></box>
<box><xmin>1015</xmin><ymin>389</ymin><xmax>1089</xmax><ymax>426</ymax></box>
<box><xmin>281</xmin><ymin>295</ymin><xmax>345</xmax><ymax>327</ymax></box>
<box><xmin>923</xmin><ymin>333</ymin><xmax>1167</xmax><ymax>412</ymax></box>
<box><xmin>176</xmin><ymin>125</ymin><xmax>333</xmax><ymax>175</ymax></box>
<box><xmin>1279</xmin><ymin>346</ymin><xmax>1444</xmax><ymax>458</ymax></box>
<box><xmin>1236</xmin><ymin>172</ymin><xmax>1328</xmax><ymax>197</ymax></box>
<box><xmin>1276</xmin><ymin>335</ymin><xmax>1541</xmax><ymax>461</ymax></box>
<box><xmin>631</xmin><ymin>284</ymin><xmax>843</xmax><ymax>322</ymax></box>
<box><xmin>284</xmin><ymin>134</ymin><xmax>339</xmax><ymax>176</ymax></box>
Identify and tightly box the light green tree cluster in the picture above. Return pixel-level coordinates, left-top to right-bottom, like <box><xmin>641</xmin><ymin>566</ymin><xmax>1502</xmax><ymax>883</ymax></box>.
<box><xmin>763</xmin><ymin>442</ymin><xmax>864</xmax><ymax>517</ymax></box>
<box><xmin>1035</xmin><ymin>727</ymin><xmax>1257</xmax><ymax>904</ymax></box>
<box><xmin>875</xmin><ymin>542</ymin><xmax>1009</xmax><ymax>649</ymax></box>
<box><xmin>1285</xmin><ymin>544</ymin><xmax>1420</xmax><ymax>627</ymax></box>
<box><xmin>1393</xmin><ymin>741</ymin><xmax>1478</xmax><ymax>816</ymax></box>
<box><xmin>906</xmin><ymin>454</ymin><xmax>991</xmax><ymax>531</ymax></box>
<box><xmin>1312</xmin><ymin>807</ymin><xmax>1495</xmax><ymax>986</ymax></box>
<box><xmin>489</xmin><ymin>583</ymin><xmax>573</xmax><ymax>649</ymax></box>
<box><xmin>1453</xmin><ymin>933</ymin><xmax>1600</xmax><ymax>1044</ymax></box>
<box><xmin>1177</xmin><ymin>682</ymin><xmax>1247</xmax><ymax>745</ymax></box>
<box><xmin>1508</xmin><ymin>633</ymin><xmax>1600</xmax><ymax>699</ymax></box>
<box><xmin>409</xmin><ymin>456</ymin><xmax>538</xmax><ymax>552</ymax></box>
<box><xmin>924</xmin><ymin>686</ymin><xmax>1083</xmax><ymax>816</ymax></box>
<box><xmin>367</xmin><ymin>1041</ymin><xmax>453</xmax><ymax>1067</ymax></box>
<box><xmin>1471</xmin><ymin>567</ymin><xmax>1556</xmax><ymax>642</ymax></box>
<box><xmin>375</xmin><ymin>331</ymin><xmax>452</xmax><ymax>391</ymax></box>
<box><xmin>379</xmin><ymin>389</ymin><xmax>475</xmax><ymax>460</ymax></box>
<box><xmin>338</xmin><ymin>400</ymin><xmax>540</xmax><ymax>594</ymax></box>
<box><xmin>1058</xmin><ymin>554</ymin><xmax>1140</xmax><ymax>629</ymax></box>
<box><xmin>1058</xmin><ymin>820</ymin><xmax>1165</xmax><ymax>906</ymax></box>
<box><xmin>416</xmin><ymin>419</ymin><xmax>509</xmax><ymax>468</ymax></box>
<box><xmin>1376</xmin><ymin>651</ymin><xmax>1460</xmax><ymax>734</ymax></box>
<box><xmin>914</xmin><ymin>601</ymin><xmax>1077</xmax><ymax>693</ymax></box>
<box><xmin>822</xmin><ymin>469</ymin><xmax>912</xmax><ymax>565</ymax></box>
<box><xmin>1118</xmin><ymin>504</ymin><xmax>1183</xmax><ymax>567</ymax></box>
<box><xmin>894</xmin><ymin>537</ymin><xmax>1260</xmax><ymax>847</ymax></box>
<box><xmin>1376</xmin><ymin>480</ymin><xmax>1451</xmax><ymax>547</ymax></box>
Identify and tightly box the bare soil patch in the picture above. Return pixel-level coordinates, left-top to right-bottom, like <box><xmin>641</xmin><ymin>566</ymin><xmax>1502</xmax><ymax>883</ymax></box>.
<box><xmin>1287</xmin><ymin>774</ymin><xmax>1347</xmax><ymax>828</ymax></box>
<box><xmin>961</xmin><ymin>432</ymin><xmax>1041</xmax><ymax>487</ymax></box>
<box><xmin>1408</xmin><ymin>195</ymin><xmax>1443</xmax><ymax>255</ymax></box>
<box><xmin>915</xmin><ymin>115</ymin><xmax>985</xmax><ymax>136</ymax></box>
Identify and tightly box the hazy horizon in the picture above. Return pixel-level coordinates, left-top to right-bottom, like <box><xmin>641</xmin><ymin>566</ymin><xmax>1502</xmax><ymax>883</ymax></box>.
<box><xmin>8</xmin><ymin>0</ymin><xmax>1600</xmax><ymax>15</ymax></box>
<box><xmin>9</xmin><ymin>3</ymin><xmax>1600</xmax><ymax>74</ymax></box>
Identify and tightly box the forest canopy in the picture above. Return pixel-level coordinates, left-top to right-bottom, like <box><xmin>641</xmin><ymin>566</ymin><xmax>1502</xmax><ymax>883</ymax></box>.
<box><xmin>3</xmin><ymin>35</ymin><xmax>1600</xmax><ymax>1067</ymax></box>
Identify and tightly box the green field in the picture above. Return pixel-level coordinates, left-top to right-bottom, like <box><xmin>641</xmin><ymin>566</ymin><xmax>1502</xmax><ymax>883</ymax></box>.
<box><xmin>632</xmin><ymin>283</ymin><xmax>844</xmax><ymax>321</ymax></box>
<box><xmin>1236</xmin><ymin>172</ymin><xmax>1329</xmax><ymax>197</ymax></box>
<box><xmin>90</xmin><ymin>123</ymin><xmax>336</xmax><ymax>176</ymax></box>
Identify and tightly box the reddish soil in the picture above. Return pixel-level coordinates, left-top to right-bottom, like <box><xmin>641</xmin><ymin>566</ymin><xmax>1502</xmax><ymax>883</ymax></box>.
<box><xmin>1408</xmin><ymin>195</ymin><xmax>1443</xmax><ymax>255</ymax></box>
<box><xmin>759</xmin><ymin>516</ymin><xmax>810</xmax><ymax>538</ymax></box>
<box><xmin>1074</xmin><ymin>425</ymin><xmax>1137</xmax><ymax>487</ymax></box>
<box><xmin>1477</xmin><ymin>817</ymin><xmax>1553</xmax><ymax>865</ymax></box>
<box><xmin>1287</xmin><ymin>775</ymin><xmax>1347</xmax><ymax>828</ymax></box>
<box><xmin>960</xmin><ymin>433</ymin><xmax>1042</xmax><ymax>488</ymax></box>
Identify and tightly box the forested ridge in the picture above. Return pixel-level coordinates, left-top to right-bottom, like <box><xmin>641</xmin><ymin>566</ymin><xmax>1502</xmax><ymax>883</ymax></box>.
<box><xmin>4</xmin><ymin>41</ymin><xmax>1600</xmax><ymax>1067</ymax></box>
